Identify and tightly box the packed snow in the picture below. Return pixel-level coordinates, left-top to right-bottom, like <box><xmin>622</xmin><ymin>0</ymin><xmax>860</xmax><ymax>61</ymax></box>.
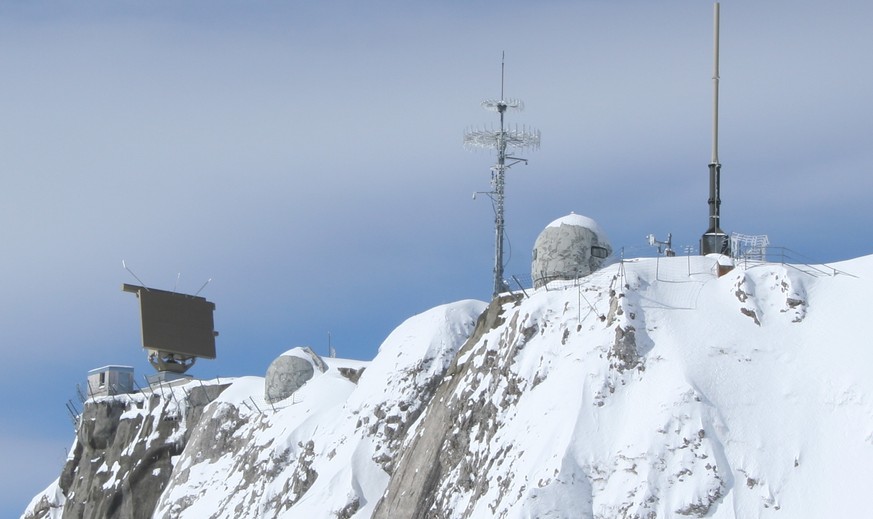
<box><xmin>23</xmin><ymin>254</ymin><xmax>873</xmax><ymax>518</ymax></box>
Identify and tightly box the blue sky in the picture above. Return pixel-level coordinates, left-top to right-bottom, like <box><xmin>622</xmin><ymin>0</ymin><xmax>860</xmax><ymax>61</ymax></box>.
<box><xmin>2</xmin><ymin>0</ymin><xmax>871</xmax><ymax>515</ymax></box>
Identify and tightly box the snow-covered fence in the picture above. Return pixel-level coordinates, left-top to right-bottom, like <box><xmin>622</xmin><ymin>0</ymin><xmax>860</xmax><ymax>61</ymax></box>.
<box><xmin>518</xmin><ymin>266</ymin><xmax>618</xmax><ymax>293</ymax></box>
<box><xmin>738</xmin><ymin>246</ymin><xmax>857</xmax><ymax>278</ymax></box>
<box><xmin>731</xmin><ymin>233</ymin><xmax>769</xmax><ymax>261</ymax></box>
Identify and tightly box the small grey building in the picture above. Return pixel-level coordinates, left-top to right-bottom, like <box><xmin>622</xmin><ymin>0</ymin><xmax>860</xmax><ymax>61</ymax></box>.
<box><xmin>87</xmin><ymin>365</ymin><xmax>134</xmax><ymax>398</ymax></box>
<box><xmin>531</xmin><ymin>212</ymin><xmax>612</xmax><ymax>289</ymax></box>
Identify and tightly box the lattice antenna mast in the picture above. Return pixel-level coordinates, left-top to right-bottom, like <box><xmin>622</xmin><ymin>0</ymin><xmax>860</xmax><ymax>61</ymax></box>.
<box><xmin>465</xmin><ymin>53</ymin><xmax>540</xmax><ymax>298</ymax></box>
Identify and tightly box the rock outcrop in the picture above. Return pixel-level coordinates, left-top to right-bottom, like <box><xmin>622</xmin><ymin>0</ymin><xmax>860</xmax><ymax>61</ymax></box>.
<box><xmin>25</xmin><ymin>382</ymin><xmax>228</xmax><ymax>519</ymax></box>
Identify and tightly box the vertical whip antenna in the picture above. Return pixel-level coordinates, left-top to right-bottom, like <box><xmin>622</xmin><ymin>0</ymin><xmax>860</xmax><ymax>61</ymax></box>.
<box><xmin>711</xmin><ymin>3</ymin><xmax>719</xmax><ymax>166</ymax></box>
<box><xmin>700</xmin><ymin>2</ymin><xmax>730</xmax><ymax>256</ymax></box>
<box><xmin>500</xmin><ymin>51</ymin><xmax>505</xmax><ymax>100</ymax></box>
<box><xmin>464</xmin><ymin>53</ymin><xmax>541</xmax><ymax>298</ymax></box>
<box><xmin>122</xmin><ymin>260</ymin><xmax>149</xmax><ymax>290</ymax></box>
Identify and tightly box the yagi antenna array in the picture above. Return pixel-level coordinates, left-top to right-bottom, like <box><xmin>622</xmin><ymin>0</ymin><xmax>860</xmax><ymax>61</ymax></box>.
<box><xmin>464</xmin><ymin>52</ymin><xmax>540</xmax><ymax>298</ymax></box>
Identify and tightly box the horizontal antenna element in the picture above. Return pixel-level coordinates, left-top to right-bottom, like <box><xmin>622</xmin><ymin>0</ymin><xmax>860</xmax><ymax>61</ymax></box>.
<box><xmin>481</xmin><ymin>98</ymin><xmax>524</xmax><ymax>112</ymax></box>
<box><xmin>463</xmin><ymin>125</ymin><xmax>541</xmax><ymax>151</ymax></box>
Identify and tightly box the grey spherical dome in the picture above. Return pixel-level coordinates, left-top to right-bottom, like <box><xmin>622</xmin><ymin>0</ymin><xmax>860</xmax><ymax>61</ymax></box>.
<box><xmin>531</xmin><ymin>213</ymin><xmax>612</xmax><ymax>289</ymax></box>
<box><xmin>264</xmin><ymin>346</ymin><xmax>328</xmax><ymax>404</ymax></box>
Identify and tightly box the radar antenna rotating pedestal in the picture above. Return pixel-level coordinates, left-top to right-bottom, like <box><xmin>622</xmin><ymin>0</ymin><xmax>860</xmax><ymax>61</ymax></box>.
<box><xmin>464</xmin><ymin>53</ymin><xmax>541</xmax><ymax>298</ymax></box>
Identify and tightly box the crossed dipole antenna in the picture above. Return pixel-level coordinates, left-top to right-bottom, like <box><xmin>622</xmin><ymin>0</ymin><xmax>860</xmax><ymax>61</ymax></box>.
<box><xmin>464</xmin><ymin>53</ymin><xmax>540</xmax><ymax>298</ymax></box>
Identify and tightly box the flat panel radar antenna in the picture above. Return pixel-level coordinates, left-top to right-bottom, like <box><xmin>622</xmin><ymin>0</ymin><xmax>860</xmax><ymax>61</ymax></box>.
<box><xmin>464</xmin><ymin>53</ymin><xmax>540</xmax><ymax>298</ymax></box>
<box><xmin>123</xmin><ymin>278</ymin><xmax>218</xmax><ymax>375</ymax></box>
<box><xmin>700</xmin><ymin>2</ymin><xmax>730</xmax><ymax>255</ymax></box>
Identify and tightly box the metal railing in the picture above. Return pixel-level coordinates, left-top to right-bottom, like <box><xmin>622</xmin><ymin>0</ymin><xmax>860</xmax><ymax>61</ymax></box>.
<box><xmin>736</xmin><ymin>246</ymin><xmax>857</xmax><ymax>278</ymax></box>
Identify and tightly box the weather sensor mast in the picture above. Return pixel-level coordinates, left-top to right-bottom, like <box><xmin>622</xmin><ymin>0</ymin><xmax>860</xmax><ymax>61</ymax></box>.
<box><xmin>465</xmin><ymin>53</ymin><xmax>541</xmax><ymax>298</ymax></box>
<box><xmin>700</xmin><ymin>2</ymin><xmax>730</xmax><ymax>256</ymax></box>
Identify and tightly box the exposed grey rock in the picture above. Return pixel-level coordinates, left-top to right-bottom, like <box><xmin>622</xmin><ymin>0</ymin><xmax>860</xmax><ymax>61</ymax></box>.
<box><xmin>372</xmin><ymin>294</ymin><xmax>522</xmax><ymax>519</ymax></box>
<box><xmin>21</xmin><ymin>486</ymin><xmax>63</xmax><ymax>519</ymax></box>
<box><xmin>288</xmin><ymin>440</ymin><xmax>318</xmax><ymax>503</ymax></box>
<box><xmin>610</xmin><ymin>324</ymin><xmax>641</xmax><ymax>372</ymax></box>
<box><xmin>606</xmin><ymin>289</ymin><xmax>624</xmax><ymax>326</ymax></box>
<box><xmin>740</xmin><ymin>307</ymin><xmax>761</xmax><ymax>325</ymax></box>
<box><xmin>26</xmin><ymin>382</ymin><xmax>229</xmax><ymax>519</ymax></box>
<box><xmin>335</xmin><ymin>497</ymin><xmax>360</xmax><ymax>519</ymax></box>
<box><xmin>337</xmin><ymin>366</ymin><xmax>365</xmax><ymax>384</ymax></box>
<box><xmin>157</xmin><ymin>398</ymin><xmax>308</xmax><ymax>517</ymax></box>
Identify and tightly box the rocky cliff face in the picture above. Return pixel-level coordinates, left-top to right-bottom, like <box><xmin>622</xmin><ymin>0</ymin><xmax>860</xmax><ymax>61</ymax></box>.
<box><xmin>24</xmin><ymin>255</ymin><xmax>873</xmax><ymax>518</ymax></box>
<box><xmin>25</xmin><ymin>382</ymin><xmax>228</xmax><ymax>519</ymax></box>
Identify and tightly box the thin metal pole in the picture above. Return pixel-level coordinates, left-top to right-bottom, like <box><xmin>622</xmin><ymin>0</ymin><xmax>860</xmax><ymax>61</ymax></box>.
<box><xmin>578</xmin><ymin>284</ymin><xmax>581</xmax><ymax>324</ymax></box>
<box><xmin>702</xmin><ymin>2</ymin><xmax>728</xmax><ymax>255</ymax></box>
<box><xmin>493</xmin><ymin>100</ymin><xmax>507</xmax><ymax>298</ymax></box>
<box><xmin>708</xmin><ymin>2</ymin><xmax>723</xmax><ymax>236</ymax></box>
<box><xmin>711</xmin><ymin>2</ymin><xmax>720</xmax><ymax>166</ymax></box>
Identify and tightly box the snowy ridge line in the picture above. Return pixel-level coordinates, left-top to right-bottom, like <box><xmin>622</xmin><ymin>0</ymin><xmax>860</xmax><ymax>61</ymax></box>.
<box><xmin>520</xmin><ymin>254</ymin><xmax>714</xmax><ymax>295</ymax></box>
<box><xmin>735</xmin><ymin>246</ymin><xmax>859</xmax><ymax>278</ymax></box>
<box><xmin>79</xmin><ymin>377</ymin><xmax>231</xmax><ymax>411</ymax></box>
<box><xmin>520</xmin><ymin>258</ymin><xmax>709</xmax><ymax>312</ymax></box>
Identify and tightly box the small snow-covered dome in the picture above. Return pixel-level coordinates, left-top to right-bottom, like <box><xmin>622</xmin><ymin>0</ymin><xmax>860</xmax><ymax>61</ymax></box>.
<box><xmin>264</xmin><ymin>346</ymin><xmax>327</xmax><ymax>404</ymax></box>
<box><xmin>531</xmin><ymin>213</ymin><xmax>612</xmax><ymax>289</ymax></box>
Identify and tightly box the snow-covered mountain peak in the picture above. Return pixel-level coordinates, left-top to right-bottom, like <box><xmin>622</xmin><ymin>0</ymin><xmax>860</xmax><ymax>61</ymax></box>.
<box><xmin>24</xmin><ymin>254</ymin><xmax>873</xmax><ymax>518</ymax></box>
